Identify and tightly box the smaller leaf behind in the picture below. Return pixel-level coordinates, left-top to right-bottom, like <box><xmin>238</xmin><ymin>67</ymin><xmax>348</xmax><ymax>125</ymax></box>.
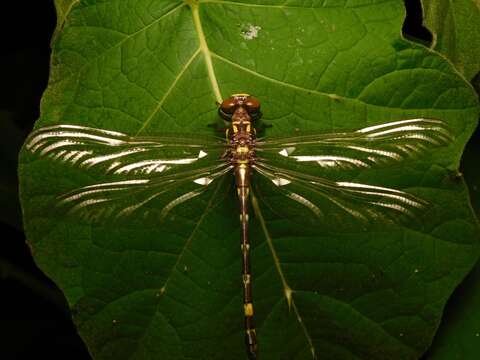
<box><xmin>422</xmin><ymin>0</ymin><xmax>480</xmax><ymax>81</ymax></box>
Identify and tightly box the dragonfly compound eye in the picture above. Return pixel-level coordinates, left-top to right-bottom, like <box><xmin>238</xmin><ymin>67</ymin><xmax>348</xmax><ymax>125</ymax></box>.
<box><xmin>221</xmin><ymin>98</ymin><xmax>237</xmax><ymax>113</ymax></box>
<box><xmin>219</xmin><ymin>98</ymin><xmax>238</xmax><ymax>120</ymax></box>
<box><xmin>244</xmin><ymin>97</ymin><xmax>262</xmax><ymax>121</ymax></box>
<box><xmin>245</xmin><ymin>97</ymin><xmax>260</xmax><ymax>112</ymax></box>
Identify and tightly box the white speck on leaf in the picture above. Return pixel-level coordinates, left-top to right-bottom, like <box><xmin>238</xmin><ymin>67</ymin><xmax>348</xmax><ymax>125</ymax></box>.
<box><xmin>241</xmin><ymin>24</ymin><xmax>262</xmax><ymax>40</ymax></box>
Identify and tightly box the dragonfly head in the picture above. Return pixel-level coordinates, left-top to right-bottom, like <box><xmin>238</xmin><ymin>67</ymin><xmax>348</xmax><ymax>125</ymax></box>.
<box><xmin>218</xmin><ymin>94</ymin><xmax>262</xmax><ymax>122</ymax></box>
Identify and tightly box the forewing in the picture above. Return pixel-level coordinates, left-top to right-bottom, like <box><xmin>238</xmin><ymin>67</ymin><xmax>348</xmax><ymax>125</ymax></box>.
<box><xmin>25</xmin><ymin>124</ymin><xmax>225</xmax><ymax>176</ymax></box>
<box><xmin>253</xmin><ymin>162</ymin><xmax>427</xmax><ymax>229</ymax></box>
<box><xmin>257</xmin><ymin>119</ymin><xmax>453</xmax><ymax>172</ymax></box>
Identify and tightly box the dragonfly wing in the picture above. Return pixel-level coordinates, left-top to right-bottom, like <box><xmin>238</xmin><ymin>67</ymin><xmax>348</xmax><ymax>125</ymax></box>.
<box><xmin>56</xmin><ymin>163</ymin><xmax>232</xmax><ymax>223</ymax></box>
<box><xmin>257</xmin><ymin>119</ymin><xmax>453</xmax><ymax>172</ymax></box>
<box><xmin>253</xmin><ymin>161</ymin><xmax>427</xmax><ymax>228</ymax></box>
<box><xmin>25</xmin><ymin>124</ymin><xmax>225</xmax><ymax>176</ymax></box>
<box><xmin>25</xmin><ymin>124</ymin><xmax>230</xmax><ymax>223</ymax></box>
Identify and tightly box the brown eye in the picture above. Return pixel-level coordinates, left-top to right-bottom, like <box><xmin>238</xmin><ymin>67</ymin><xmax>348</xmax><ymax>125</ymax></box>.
<box><xmin>220</xmin><ymin>98</ymin><xmax>237</xmax><ymax>114</ymax></box>
<box><xmin>245</xmin><ymin>97</ymin><xmax>260</xmax><ymax>112</ymax></box>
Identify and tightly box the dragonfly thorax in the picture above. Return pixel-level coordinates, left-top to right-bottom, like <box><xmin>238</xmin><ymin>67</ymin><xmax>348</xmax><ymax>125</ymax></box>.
<box><xmin>219</xmin><ymin>95</ymin><xmax>258</xmax><ymax>168</ymax></box>
<box><xmin>229</xmin><ymin>133</ymin><xmax>256</xmax><ymax>165</ymax></box>
<box><xmin>227</xmin><ymin>108</ymin><xmax>256</xmax><ymax>166</ymax></box>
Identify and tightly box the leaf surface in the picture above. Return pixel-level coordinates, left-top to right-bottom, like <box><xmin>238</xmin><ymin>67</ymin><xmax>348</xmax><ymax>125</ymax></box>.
<box><xmin>19</xmin><ymin>1</ymin><xmax>480</xmax><ymax>359</ymax></box>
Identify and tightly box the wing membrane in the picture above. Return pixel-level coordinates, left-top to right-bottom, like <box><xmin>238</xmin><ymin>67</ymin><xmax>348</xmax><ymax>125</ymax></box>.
<box><xmin>25</xmin><ymin>124</ymin><xmax>225</xmax><ymax>176</ymax></box>
<box><xmin>257</xmin><ymin>119</ymin><xmax>453</xmax><ymax>172</ymax></box>
<box><xmin>253</xmin><ymin>161</ymin><xmax>427</xmax><ymax>228</ymax></box>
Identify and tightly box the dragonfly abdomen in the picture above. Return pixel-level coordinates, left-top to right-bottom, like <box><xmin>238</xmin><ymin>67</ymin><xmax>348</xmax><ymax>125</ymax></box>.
<box><xmin>236</xmin><ymin>165</ymin><xmax>257</xmax><ymax>359</ymax></box>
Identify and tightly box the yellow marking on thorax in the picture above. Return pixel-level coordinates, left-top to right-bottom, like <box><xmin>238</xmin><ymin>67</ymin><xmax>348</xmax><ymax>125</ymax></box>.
<box><xmin>236</xmin><ymin>146</ymin><xmax>249</xmax><ymax>154</ymax></box>
<box><xmin>232</xmin><ymin>120</ymin><xmax>251</xmax><ymax>126</ymax></box>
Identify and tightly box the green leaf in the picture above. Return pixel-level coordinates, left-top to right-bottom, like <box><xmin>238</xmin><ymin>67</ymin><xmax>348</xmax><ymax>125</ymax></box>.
<box><xmin>424</xmin><ymin>262</ymin><xmax>480</xmax><ymax>359</ymax></box>
<box><xmin>422</xmin><ymin>0</ymin><xmax>480</xmax><ymax>81</ymax></box>
<box><xmin>19</xmin><ymin>1</ymin><xmax>479</xmax><ymax>359</ymax></box>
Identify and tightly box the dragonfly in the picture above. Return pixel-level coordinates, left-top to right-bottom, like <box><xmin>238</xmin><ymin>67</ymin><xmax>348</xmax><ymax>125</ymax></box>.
<box><xmin>25</xmin><ymin>94</ymin><xmax>453</xmax><ymax>359</ymax></box>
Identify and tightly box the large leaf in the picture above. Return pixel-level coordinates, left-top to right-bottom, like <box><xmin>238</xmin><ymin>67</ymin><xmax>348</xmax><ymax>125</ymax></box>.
<box><xmin>421</xmin><ymin>2</ymin><xmax>480</xmax><ymax>358</ymax></box>
<box><xmin>422</xmin><ymin>0</ymin><xmax>480</xmax><ymax>81</ymax></box>
<box><xmin>19</xmin><ymin>1</ymin><xmax>479</xmax><ymax>359</ymax></box>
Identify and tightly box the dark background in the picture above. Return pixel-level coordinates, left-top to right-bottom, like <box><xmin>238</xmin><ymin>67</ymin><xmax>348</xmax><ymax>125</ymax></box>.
<box><xmin>0</xmin><ymin>1</ymin><xmax>477</xmax><ymax>359</ymax></box>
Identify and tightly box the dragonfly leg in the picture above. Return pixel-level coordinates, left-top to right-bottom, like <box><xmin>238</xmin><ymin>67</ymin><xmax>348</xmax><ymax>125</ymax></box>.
<box><xmin>207</xmin><ymin>121</ymin><xmax>229</xmax><ymax>133</ymax></box>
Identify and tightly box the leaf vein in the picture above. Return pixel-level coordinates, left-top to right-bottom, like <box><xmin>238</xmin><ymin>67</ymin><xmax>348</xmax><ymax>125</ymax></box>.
<box><xmin>132</xmin><ymin>178</ymin><xmax>226</xmax><ymax>354</ymax></box>
<box><xmin>135</xmin><ymin>48</ymin><xmax>202</xmax><ymax>135</ymax></box>
<box><xmin>251</xmin><ymin>192</ymin><xmax>317</xmax><ymax>359</ymax></box>
<box><xmin>210</xmin><ymin>51</ymin><xmax>477</xmax><ymax>112</ymax></box>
